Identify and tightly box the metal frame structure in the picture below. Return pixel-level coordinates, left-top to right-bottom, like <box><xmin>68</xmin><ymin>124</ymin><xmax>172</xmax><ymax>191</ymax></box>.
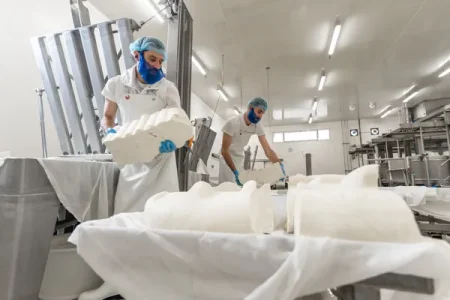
<box><xmin>166</xmin><ymin>0</ymin><xmax>194</xmax><ymax>191</ymax></box>
<box><xmin>32</xmin><ymin>18</ymin><xmax>139</xmax><ymax>155</ymax></box>
<box><xmin>349</xmin><ymin>101</ymin><xmax>450</xmax><ymax>187</ymax></box>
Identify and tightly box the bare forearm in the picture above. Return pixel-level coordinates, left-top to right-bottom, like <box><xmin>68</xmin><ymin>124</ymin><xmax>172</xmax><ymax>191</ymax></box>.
<box><xmin>222</xmin><ymin>149</ymin><xmax>237</xmax><ymax>171</ymax></box>
<box><xmin>103</xmin><ymin>116</ymin><xmax>115</xmax><ymax>129</ymax></box>
<box><xmin>266</xmin><ymin>150</ymin><xmax>280</xmax><ymax>163</ymax></box>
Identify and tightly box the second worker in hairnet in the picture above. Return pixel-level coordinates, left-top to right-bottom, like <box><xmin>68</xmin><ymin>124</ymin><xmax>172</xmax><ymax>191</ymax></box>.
<box><xmin>102</xmin><ymin>37</ymin><xmax>182</xmax><ymax>214</ymax></box>
<box><xmin>219</xmin><ymin>97</ymin><xmax>286</xmax><ymax>186</ymax></box>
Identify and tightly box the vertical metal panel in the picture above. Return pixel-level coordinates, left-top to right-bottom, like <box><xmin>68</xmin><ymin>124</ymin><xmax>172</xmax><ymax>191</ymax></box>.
<box><xmin>30</xmin><ymin>37</ymin><xmax>73</xmax><ymax>154</ymax></box>
<box><xmin>47</xmin><ymin>34</ymin><xmax>88</xmax><ymax>154</ymax></box>
<box><xmin>167</xmin><ymin>1</ymin><xmax>193</xmax><ymax>191</ymax></box>
<box><xmin>79</xmin><ymin>26</ymin><xmax>106</xmax><ymax>117</ymax></box>
<box><xmin>63</xmin><ymin>30</ymin><xmax>103</xmax><ymax>153</ymax></box>
<box><xmin>117</xmin><ymin>18</ymin><xmax>136</xmax><ymax>69</ymax></box>
<box><xmin>97</xmin><ymin>22</ymin><xmax>122</xmax><ymax>124</ymax></box>
<box><xmin>98</xmin><ymin>22</ymin><xmax>121</xmax><ymax>78</ymax></box>
<box><xmin>305</xmin><ymin>153</ymin><xmax>312</xmax><ymax>175</ymax></box>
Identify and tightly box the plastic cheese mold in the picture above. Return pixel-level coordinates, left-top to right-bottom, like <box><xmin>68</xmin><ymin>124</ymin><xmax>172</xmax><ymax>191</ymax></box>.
<box><xmin>239</xmin><ymin>162</ymin><xmax>284</xmax><ymax>185</ymax></box>
<box><xmin>103</xmin><ymin>108</ymin><xmax>194</xmax><ymax>166</ymax></box>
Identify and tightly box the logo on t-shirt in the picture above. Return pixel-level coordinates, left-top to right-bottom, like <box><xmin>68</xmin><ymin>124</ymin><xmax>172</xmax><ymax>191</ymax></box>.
<box><xmin>125</xmin><ymin>95</ymin><xmax>130</xmax><ymax>100</ymax></box>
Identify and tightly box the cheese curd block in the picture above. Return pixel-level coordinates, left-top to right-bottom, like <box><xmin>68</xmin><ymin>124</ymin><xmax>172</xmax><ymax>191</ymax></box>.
<box><xmin>103</xmin><ymin>108</ymin><xmax>193</xmax><ymax>166</ymax></box>
<box><xmin>144</xmin><ymin>181</ymin><xmax>275</xmax><ymax>234</ymax></box>
<box><xmin>341</xmin><ymin>164</ymin><xmax>379</xmax><ymax>188</ymax></box>
<box><xmin>239</xmin><ymin>162</ymin><xmax>284</xmax><ymax>185</ymax></box>
<box><xmin>308</xmin><ymin>174</ymin><xmax>345</xmax><ymax>185</ymax></box>
<box><xmin>293</xmin><ymin>186</ymin><xmax>422</xmax><ymax>243</ymax></box>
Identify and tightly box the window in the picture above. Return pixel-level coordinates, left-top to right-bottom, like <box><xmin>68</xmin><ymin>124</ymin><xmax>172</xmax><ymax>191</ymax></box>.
<box><xmin>284</xmin><ymin>130</ymin><xmax>317</xmax><ymax>142</ymax></box>
<box><xmin>272</xmin><ymin>132</ymin><xmax>284</xmax><ymax>143</ymax></box>
<box><xmin>272</xmin><ymin>109</ymin><xmax>283</xmax><ymax>120</ymax></box>
<box><xmin>318</xmin><ymin>129</ymin><xmax>330</xmax><ymax>140</ymax></box>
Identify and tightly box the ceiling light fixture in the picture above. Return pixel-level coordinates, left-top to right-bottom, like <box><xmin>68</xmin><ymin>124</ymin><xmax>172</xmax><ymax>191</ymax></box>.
<box><xmin>381</xmin><ymin>108</ymin><xmax>394</xmax><ymax>119</ymax></box>
<box><xmin>312</xmin><ymin>97</ymin><xmax>318</xmax><ymax>112</ymax></box>
<box><xmin>380</xmin><ymin>104</ymin><xmax>392</xmax><ymax>114</ymax></box>
<box><xmin>150</xmin><ymin>0</ymin><xmax>166</xmax><ymax>22</ymax></box>
<box><xmin>308</xmin><ymin>114</ymin><xmax>313</xmax><ymax>124</ymax></box>
<box><xmin>439</xmin><ymin>67</ymin><xmax>450</xmax><ymax>78</ymax></box>
<box><xmin>318</xmin><ymin>69</ymin><xmax>326</xmax><ymax>91</ymax></box>
<box><xmin>402</xmin><ymin>84</ymin><xmax>416</xmax><ymax>96</ymax></box>
<box><xmin>217</xmin><ymin>85</ymin><xmax>229</xmax><ymax>102</ymax></box>
<box><xmin>403</xmin><ymin>91</ymin><xmax>419</xmax><ymax>103</ymax></box>
<box><xmin>233</xmin><ymin>106</ymin><xmax>241</xmax><ymax>115</ymax></box>
<box><xmin>328</xmin><ymin>18</ymin><xmax>342</xmax><ymax>56</ymax></box>
<box><xmin>192</xmin><ymin>53</ymin><xmax>207</xmax><ymax>76</ymax></box>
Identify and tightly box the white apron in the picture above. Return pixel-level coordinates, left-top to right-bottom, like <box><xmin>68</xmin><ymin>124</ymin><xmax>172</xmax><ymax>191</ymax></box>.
<box><xmin>114</xmin><ymin>85</ymin><xmax>179</xmax><ymax>214</ymax></box>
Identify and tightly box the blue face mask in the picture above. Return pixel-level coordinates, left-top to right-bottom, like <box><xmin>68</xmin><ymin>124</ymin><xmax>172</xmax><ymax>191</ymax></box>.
<box><xmin>248</xmin><ymin>108</ymin><xmax>261</xmax><ymax>124</ymax></box>
<box><xmin>137</xmin><ymin>52</ymin><xmax>165</xmax><ymax>84</ymax></box>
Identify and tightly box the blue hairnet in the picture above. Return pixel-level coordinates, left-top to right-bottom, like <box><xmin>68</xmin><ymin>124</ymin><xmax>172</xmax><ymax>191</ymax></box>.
<box><xmin>129</xmin><ymin>37</ymin><xmax>167</xmax><ymax>60</ymax></box>
<box><xmin>248</xmin><ymin>97</ymin><xmax>268</xmax><ymax>111</ymax></box>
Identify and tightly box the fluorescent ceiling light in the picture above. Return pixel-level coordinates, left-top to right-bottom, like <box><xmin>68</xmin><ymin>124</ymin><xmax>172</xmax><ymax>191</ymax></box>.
<box><xmin>308</xmin><ymin>114</ymin><xmax>313</xmax><ymax>124</ymax></box>
<box><xmin>233</xmin><ymin>106</ymin><xmax>241</xmax><ymax>115</ymax></box>
<box><xmin>217</xmin><ymin>86</ymin><xmax>228</xmax><ymax>102</ymax></box>
<box><xmin>439</xmin><ymin>67</ymin><xmax>450</xmax><ymax>78</ymax></box>
<box><xmin>402</xmin><ymin>84</ymin><xmax>416</xmax><ymax>96</ymax></box>
<box><xmin>328</xmin><ymin>22</ymin><xmax>342</xmax><ymax>56</ymax></box>
<box><xmin>150</xmin><ymin>0</ymin><xmax>165</xmax><ymax>22</ymax></box>
<box><xmin>312</xmin><ymin>97</ymin><xmax>318</xmax><ymax>112</ymax></box>
<box><xmin>381</xmin><ymin>108</ymin><xmax>394</xmax><ymax>119</ymax></box>
<box><xmin>380</xmin><ymin>104</ymin><xmax>392</xmax><ymax>114</ymax></box>
<box><xmin>318</xmin><ymin>70</ymin><xmax>326</xmax><ymax>91</ymax></box>
<box><xmin>402</xmin><ymin>91</ymin><xmax>419</xmax><ymax>103</ymax></box>
<box><xmin>192</xmin><ymin>55</ymin><xmax>207</xmax><ymax>76</ymax></box>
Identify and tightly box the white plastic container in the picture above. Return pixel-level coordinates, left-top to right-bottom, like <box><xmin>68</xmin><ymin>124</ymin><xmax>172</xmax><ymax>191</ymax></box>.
<box><xmin>39</xmin><ymin>234</ymin><xmax>102</xmax><ymax>300</ymax></box>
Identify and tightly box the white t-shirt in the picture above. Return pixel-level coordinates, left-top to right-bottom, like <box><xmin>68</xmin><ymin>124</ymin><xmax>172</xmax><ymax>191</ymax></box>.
<box><xmin>222</xmin><ymin>114</ymin><xmax>265</xmax><ymax>157</ymax></box>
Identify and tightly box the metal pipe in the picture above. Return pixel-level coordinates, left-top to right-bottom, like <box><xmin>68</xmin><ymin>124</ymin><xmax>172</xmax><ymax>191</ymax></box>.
<box><xmin>35</xmin><ymin>88</ymin><xmax>48</xmax><ymax>158</ymax></box>
<box><xmin>367</xmin><ymin>158</ymin><xmax>405</xmax><ymax>162</ymax></box>
<box><xmin>419</xmin><ymin>126</ymin><xmax>431</xmax><ymax>186</ymax></box>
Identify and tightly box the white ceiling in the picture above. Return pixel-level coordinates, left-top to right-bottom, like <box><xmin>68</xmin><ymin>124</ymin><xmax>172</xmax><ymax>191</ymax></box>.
<box><xmin>88</xmin><ymin>0</ymin><xmax>450</xmax><ymax>125</ymax></box>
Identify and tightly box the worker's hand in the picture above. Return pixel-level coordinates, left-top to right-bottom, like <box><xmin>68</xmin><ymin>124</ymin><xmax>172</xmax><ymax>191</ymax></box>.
<box><xmin>159</xmin><ymin>140</ymin><xmax>177</xmax><ymax>153</ymax></box>
<box><xmin>233</xmin><ymin>169</ymin><xmax>243</xmax><ymax>187</ymax></box>
<box><xmin>105</xmin><ymin>127</ymin><xmax>117</xmax><ymax>135</ymax></box>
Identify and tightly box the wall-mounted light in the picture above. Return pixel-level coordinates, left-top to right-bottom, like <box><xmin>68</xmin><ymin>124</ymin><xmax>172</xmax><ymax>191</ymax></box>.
<box><xmin>308</xmin><ymin>114</ymin><xmax>313</xmax><ymax>124</ymax></box>
<box><xmin>328</xmin><ymin>18</ymin><xmax>342</xmax><ymax>56</ymax></box>
<box><xmin>192</xmin><ymin>53</ymin><xmax>207</xmax><ymax>76</ymax></box>
<box><xmin>318</xmin><ymin>69</ymin><xmax>326</xmax><ymax>91</ymax></box>
<box><xmin>312</xmin><ymin>97</ymin><xmax>318</xmax><ymax>112</ymax></box>
<box><xmin>217</xmin><ymin>85</ymin><xmax>228</xmax><ymax>102</ymax></box>
<box><xmin>369</xmin><ymin>101</ymin><xmax>376</xmax><ymax>109</ymax></box>
<box><xmin>349</xmin><ymin>104</ymin><xmax>356</xmax><ymax>111</ymax></box>
<box><xmin>233</xmin><ymin>106</ymin><xmax>241</xmax><ymax>115</ymax></box>
<box><xmin>439</xmin><ymin>67</ymin><xmax>450</xmax><ymax>78</ymax></box>
<box><xmin>403</xmin><ymin>91</ymin><xmax>419</xmax><ymax>103</ymax></box>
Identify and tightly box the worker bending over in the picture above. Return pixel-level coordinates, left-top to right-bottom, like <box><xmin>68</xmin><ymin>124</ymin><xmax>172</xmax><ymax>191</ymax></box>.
<box><xmin>102</xmin><ymin>36</ymin><xmax>182</xmax><ymax>214</ymax></box>
<box><xmin>219</xmin><ymin>97</ymin><xmax>286</xmax><ymax>185</ymax></box>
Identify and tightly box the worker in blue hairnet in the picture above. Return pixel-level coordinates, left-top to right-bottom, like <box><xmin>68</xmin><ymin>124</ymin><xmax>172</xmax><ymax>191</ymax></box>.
<box><xmin>80</xmin><ymin>36</ymin><xmax>183</xmax><ymax>300</ymax></box>
<box><xmin>219</xmin><ymin>97</ymin><xmax>286</xmax><ymax>186</ymax></box>
<box><xmin>101</xmin><ymin>37</ymin><xmax>182</xmax><ymax>213</ymax></box>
